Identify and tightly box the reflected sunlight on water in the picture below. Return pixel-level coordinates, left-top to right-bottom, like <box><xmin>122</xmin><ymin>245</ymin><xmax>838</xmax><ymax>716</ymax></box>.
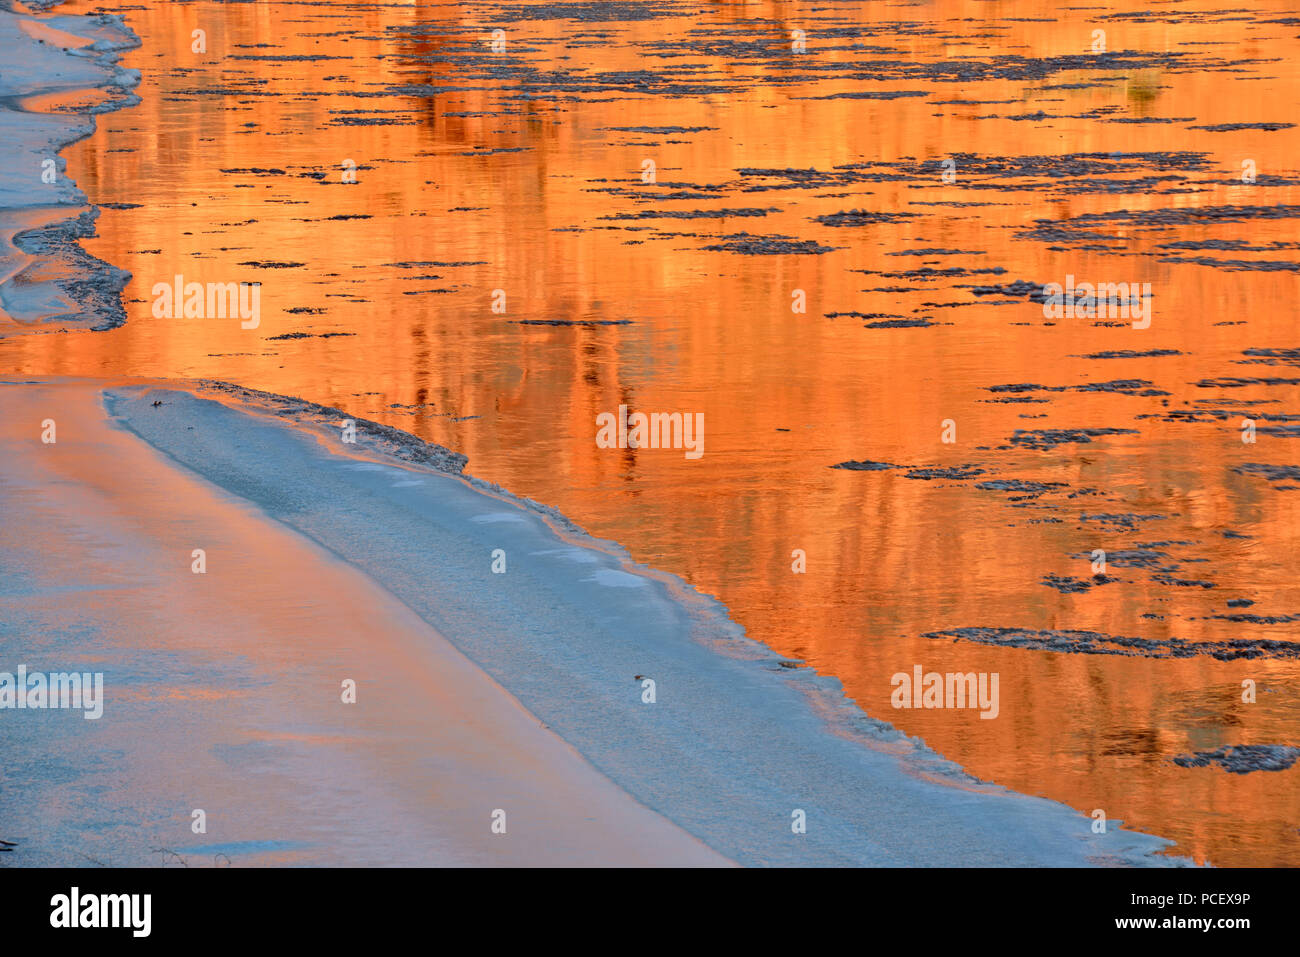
<box><xmin>5</xmin><ymin>0</ymin><xmax>1300</xmax><ymax>864</ymax></box>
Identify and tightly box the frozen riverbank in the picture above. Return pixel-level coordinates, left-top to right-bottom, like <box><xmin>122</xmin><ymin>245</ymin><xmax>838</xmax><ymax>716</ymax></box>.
<box><xmin>0</xmin><ymin>375</ymin><xmax>1187</xmax><ymax>866</ymax></box>
<box><xmin>0</xmin><ymin>1</ymin><xmax>139</xmax><ymax>333</ymax></box>
<box><xmin>0</xmin><ymin>376</ymin><xmax>727</xmax><ymax>866</ymax></box>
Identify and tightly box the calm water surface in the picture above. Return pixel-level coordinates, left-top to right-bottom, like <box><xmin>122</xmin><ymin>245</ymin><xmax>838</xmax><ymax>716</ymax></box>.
<box><xmin>5</xmin><ymin>0</ymin><xmax>1300</xmax><ymax>865</ymax></box>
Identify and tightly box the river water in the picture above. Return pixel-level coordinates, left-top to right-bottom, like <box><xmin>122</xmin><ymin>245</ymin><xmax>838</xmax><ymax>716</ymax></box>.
<box><xmin>5</xmin><ymin>0</ymin><xmax>1299</xmax><ymax>865</ymax></box>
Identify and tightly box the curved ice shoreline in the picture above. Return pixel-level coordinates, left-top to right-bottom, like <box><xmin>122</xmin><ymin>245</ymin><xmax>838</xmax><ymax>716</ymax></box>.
<box><xmin>101</xmin><ymin>378</ymin><xmax>1189</xmax><ymax>866</ymax></box>
<box><xmin>0</xmin><ymin>0</ymin><xmax>140</xmax><ymax>333</ymax></box>
<box><xmin>0</xmin><ymin>0</ymin><xmax>1191</xmax><ymax>867</ymax></box>
<box><xmin>0</xmin><ymin>377</ymin><xmax>728</xmax><ymax>866</ymax></box>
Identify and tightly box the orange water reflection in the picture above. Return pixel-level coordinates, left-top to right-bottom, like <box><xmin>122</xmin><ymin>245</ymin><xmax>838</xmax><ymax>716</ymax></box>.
<box><xmin>5</xmin><ymin>0</ymin><xmax>1300</xmax><ymax>864</ymax></box>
